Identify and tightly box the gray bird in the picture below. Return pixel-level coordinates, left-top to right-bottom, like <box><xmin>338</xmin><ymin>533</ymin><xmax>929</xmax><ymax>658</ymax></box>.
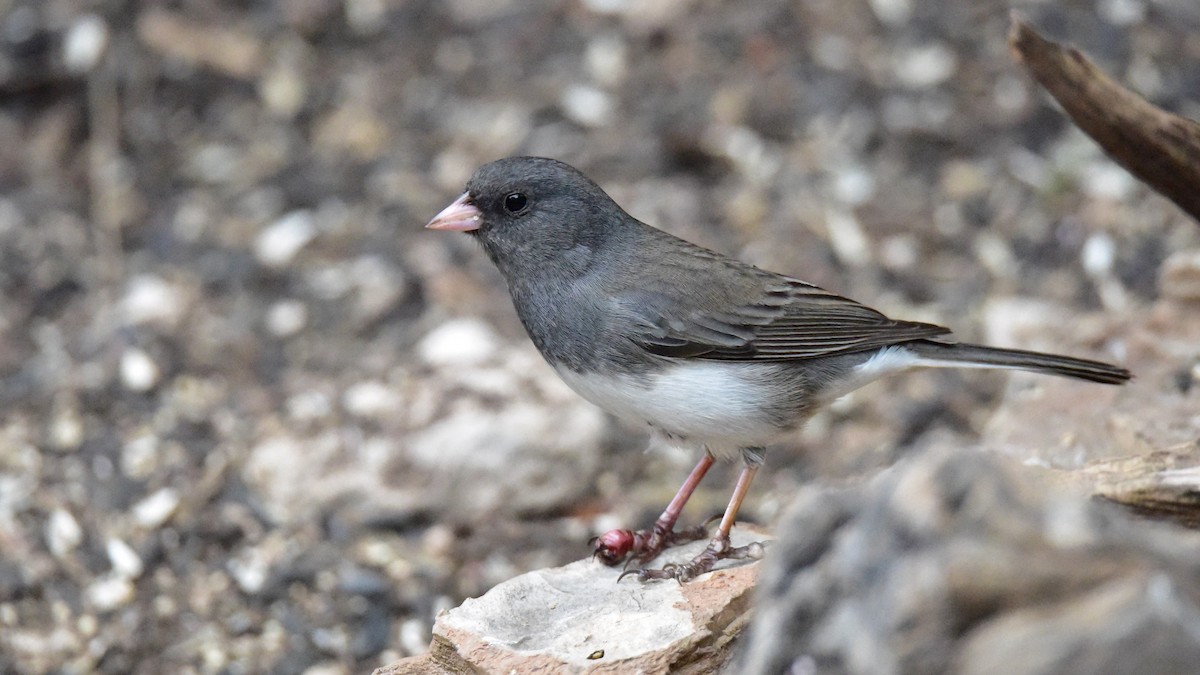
<box><xmin>426</xmin><ymin>156</ymin><xmax>1130</xmax><ymax>582</ymax></box>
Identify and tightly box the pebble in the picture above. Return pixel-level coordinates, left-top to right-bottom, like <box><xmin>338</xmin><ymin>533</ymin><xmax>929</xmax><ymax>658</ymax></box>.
<box><xmin>49</xmin><ymin>405</ymin><xmax>84</xmax><ymax>451</ymax></box>
<box><xmin>1082</xmin><ymin>161</ymin><xmax>1136</xmax><ymax>200</ymax></box>
<box><xmin>133</xmin><ymin>488</ymin><xmax>181</xmax><ymax>529</ymax></box>
<box><xmin>868</xmin><ymin>0</ymin><xmax>913</xmax><ymax>25</ymax></box>
<box><xmin>893</xmin><ymin>43</ymin><xmax>958</xmax><ymax>89</ymax></box>
<box><xmin>46</xmin><ymin>508</ymin><xmax>83</xmax><ymax>559</ymax></box>
<box><xmin>120</xmin><ymin>348</ymin><xmax>161</xmax><ymax>391</ymax></box>
<box><xmin>399</xmin><ymin>617</ymin><xmax>430</xmax><ymax>656</ymax></box>
<box><xmin>106</xmin><ymin>538</ymin><xmax>145</xmax><ymax>579</ymax></box>
<box><xmin>824</xmin><ymin>207</ymin><xmax>871</xmax><ymax>267</ymax></box>
<box><xmin>266</xmin><ymin>299</ymin><xmax>308</xmax><ymax>337</ymax></box>
<box><xmin>417</xmin><ymin>318</ymin><xmax>499</xmax><ymax>368</ymax></box>
<box><xmin>1098</xmin><ymin>0</ymin><xmax>1146</xmax><ymax>26</ymax></box>
<box><xmin>585</xmin><ymin>36</ymin><xmax>627</xmax><ymax>86</ymax></box>
<box><xmin>1081</xmin><ymin>232</ymin><xmax>1116</xmax><ymax>277</ymax></box>
<box><xmin>256</xmin><ymin>210</ymin><xmax>317</xmax><ymax>268</ymax></box>
<box><xmin>228</xmin><ymin>547</ymin><xmax>270</xmax><ymax>595</ymax></box>
<box><xmin>86</xmin><ymin>575</ymin><xmax>134</xmax><ymax>612</ymax></box>
<box><xmin>122</xmin><ymin>274</ymin><xmax>185</xmax><ymax>327</ymax></box>
<box><xmin>63</xmin><ymin>14</ymin><xmax>109</xmax><ymax>73</ymax></box>
<box><xmin>831</xmin><ymin>166</ymin><xmax>875</xmax><ymax>206</ymax></box>
<box><xmin>121</xmin><ymin>431</ymin><xmax>159</xmax><ymax>479</ymax></box>
<box><xmin>560</xmin><ymin>84</ymin><xmax>615</xmax><ymax>128</ymax></box>
<box><xmin>342</xmin><ymin>381</ymin><xmax>402</xmax><ymax>420</ymax></box>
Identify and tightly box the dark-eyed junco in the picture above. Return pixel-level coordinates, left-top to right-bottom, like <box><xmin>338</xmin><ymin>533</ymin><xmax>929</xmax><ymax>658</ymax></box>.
<box><xmin>426</xmin><ymin>156</ymin><xmax>1131</xmax><ymax>582</ymax></box>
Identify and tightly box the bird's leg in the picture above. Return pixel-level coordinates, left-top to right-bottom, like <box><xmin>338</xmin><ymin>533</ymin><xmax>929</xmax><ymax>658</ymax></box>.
<box><xmin>623</xmin><ymin>449</ymin><xmax>768</xmax><ymax>582</ymax></box>
<box><xmin>592</xmin><ymin>452</ymin><xmax>716</xmax><ymax>566</ymax></box>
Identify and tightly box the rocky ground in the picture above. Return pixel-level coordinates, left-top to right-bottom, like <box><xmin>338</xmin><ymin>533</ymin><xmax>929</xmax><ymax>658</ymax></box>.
<box><xmin>2</xmin><ymin>0</ymin><xmax>1199</xmax><ymax>673</ymax></box>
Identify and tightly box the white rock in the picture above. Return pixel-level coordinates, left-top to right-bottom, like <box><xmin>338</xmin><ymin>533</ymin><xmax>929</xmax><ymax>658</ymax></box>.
<box><xmin>47</xmin><ymin>508</ymin><xmax>83</xmax><ymax>559</ymax></box>
<box><xmin>342</xmin><ymin>381</ymin><xmax>402</xmax><ymax>419</ymax></box>
<box><xmin>122</xmin><ymin>274</ymin><xmax>185</xmax><ymax>327</ymax></box>
<box><xmin>63</xmin><ymin>14</ymin><xmax>109</xmax><ymax>73</ymax></box>
<box><xmin>256</xmin><ymin>210</ymin><xmax>317</xmax><ymax>268</ymax></box>
<box><xmin>50</xmin><ymin>407</ymin><xmax>84</xmax><ymax>450</ymax></box>
<box><xmin>400</xmin><ymin>618</ymin><xmax>430</xmax><ymax>656</ymax></box>
<box><xmin>106</xmin><ymin>538</ymin><xmax>144</xmax><ymax>579</ymax></box>
<box><xmin>120</xmin><ymin>348</ymin><xmax>160</xmax><ymax>391</ymax></box>
<box><xmin>1081</xmin><ymin>233</ymin><xmax>1116</xmax><ymax>277</ymax></box>
<box><xmin>417</xmin><ymin>318</ymin><xmax>499</xmax><ymax>368</ymax></box>
<box><xmin>266</xmin><ymin>299</ymin><xmax>308</xmax><ymax>337</ymax></box>
<box><xmin>824</xmin><ymin>207</ymin><xmax>871</xmax><ymax>267</ymax></box>
<box><xmin>560</xmin><ymin>84</ymin><xmax>615</xmax><ymax>128</ymax></box>
<box><xmin>1082</xmin><ymin>161</ymin><xmax>1136</xmax><ymax>200</ymax></box>
<box><xmin>894</xmin><ymin>43</ymin><xmax>957</xmax><ymax>89</ymax></box>
<box><xmin>1098</xmin><ymin>0</ymin><xmax>1145</xmax><ymax>26</ymax></box>
<box><xmin>87</xmin><ymin>575</ymin><xmax>134</xmax><ymax>612</ymax></box>
<box><xmin>868</xmin><ymin>0</ymin><xmax>912</xmax><ymax>25</ymax></box>
<box><xmin>585</xmin><ymin>35</ymin><xmax>627</xmax><ymax>86</ymax></box>
<box><xmin>228</xmin><ymin>547</ymin><xmax>270</xmax><ymax>594</ymax></box>
<box><xmin>832</xmin><ymin>166</ymin><xmax>875</xmax><ymax>206</ymax></box>
<box><xmin>286</xmin><ymin>391</ymin><xmax>334</xmax><ymax>421</ymax></box>
<box><xmin>133</xmin><ymin>488</ymin><xmax>180</xmax><ymax>529</ymax></box>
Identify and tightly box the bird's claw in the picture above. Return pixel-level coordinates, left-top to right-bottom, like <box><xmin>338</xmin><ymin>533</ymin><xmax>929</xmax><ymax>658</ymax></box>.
<box><xmin>616</xmin><ymin>538</ymin><xmax>770</xmax><ymax>583</ymax></box>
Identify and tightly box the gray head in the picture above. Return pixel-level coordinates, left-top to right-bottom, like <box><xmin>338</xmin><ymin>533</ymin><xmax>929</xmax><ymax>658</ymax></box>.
<box><xmin>426</xmin><ymin>157</ymin><xmax>631</xmax><ymax>281</ymax></box>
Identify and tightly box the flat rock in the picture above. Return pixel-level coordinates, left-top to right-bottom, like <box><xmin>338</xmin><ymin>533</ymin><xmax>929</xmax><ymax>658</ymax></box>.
<box><xmin>377</xmin><ymin>528</ymin><xmax>768</xmax><ymax>675</ymax></box>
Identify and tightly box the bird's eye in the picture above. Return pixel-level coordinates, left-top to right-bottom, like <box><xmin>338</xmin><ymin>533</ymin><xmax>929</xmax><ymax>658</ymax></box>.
<box><xmin>503</xmin><ymin>192</ymin><xmax>528</xmax><ymax>213</ymax></box>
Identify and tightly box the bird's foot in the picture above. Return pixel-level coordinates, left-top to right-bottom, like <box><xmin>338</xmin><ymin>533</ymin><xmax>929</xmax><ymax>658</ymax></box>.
<box><xmin>618</xmin><ymin>535</ymin><xmax>768</xmax><ymax>583</ymax></box>
<box><xmin>591</xmin><ymin>518</ymin><xmax>715</xmax><ymax>567</ymax></box>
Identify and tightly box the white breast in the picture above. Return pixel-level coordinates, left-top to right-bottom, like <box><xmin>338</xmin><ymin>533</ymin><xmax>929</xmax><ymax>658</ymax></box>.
<box><xmin>554</xmin><ymin>362</ymin><xmax>792</xmax><ymax>457</ymax></box>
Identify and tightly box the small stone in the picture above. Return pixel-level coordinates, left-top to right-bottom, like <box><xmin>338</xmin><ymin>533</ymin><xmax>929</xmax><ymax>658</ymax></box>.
<box><xmin>260</xmin><ymin>62</ymin><xmax>307</xmax><ymax>118</ymax></box>
<box><xmin>342</xmin><ymin>381</ymin><xmax>402</xmax><ymax>419</ymax></box>
<box><xmin>63</xmin><ymin>14</ymin><xmax>109</xmax><ymax>73</ymax></box>
<box><xmin>106</xmin><ymin>538</ymin><xmax>144</xmax><ymax>579</ymax></box>
<box><xmin>1081</xmin><ymin>233</ymin><xmax>1116</xmax><ymax>277</ymax></box>
<box><xmin>560</xmin><ymin>84</ymin><xmax>615</xmax><ymax>128</ymax></box>
<box><xmin>266</xmin><ymin>299</ymin><xmax>308</xmax><ymax>337</ymax></box>
<box><xmin>122</xmin><ymin>274</ymin><xmax>186</xmax><ymax>327</ymax></box>
<box><xmin>133</xmin><ymin>488</ymin><xmax>180</xmax><ymax>529</ymax></box>
<box><xmin>417</xmin><ymin>318</ymin><xmax>499</xmax><ymax>368</ymax></box>
<box><xmin>399</xmin><ymin>618</ymin><xmax>429</xmax><ymax>656</ymax></box>
<box><xmin>831</xmin><ymin>167</ymin><xmax>875</xmax><ymax>206</ymax></box>
<box><xmin>228</xmin><ymin>547</ymin><xmax>270</xmax><ymax>595</ymax></box>
<box><xmin>824</xmin><ymin>208</ymin><xmax>871</xmax><ymax>267</ymax></box>
<box><xmin>120</xmin><ymin>349</ymin><xmax>160</xmax><ymax>391</ymax></box>
<box><xmin>50</xmin><ymin>405</ymin><xmax>84</xmax><ymax>451</ymax></box>
<box><xmin>256</xmin><ymin>210</ymin><xmax>317</xmax><ymax>268</ymax></box>
<box><xmin>1098</xmin><ymin>0</ymin><xmax>1146</xmax><ymax>25</ymax></box>
<box><xmin>893</xmin><ymin>43</ymin><xmax>957</xmax><ymax>89</ymax></box>
<box><xmin>46</xmin><ymin>508</ymin><xmax>83</xmax><ymax>559</ymax></box>
<box><xmin>1082</xmin><ymin>161</ymin><xmax>1136</xmax><ymax>200</ymax></box>
<box><xmin>87</xmin><ymin>575</ymin><xmax>134</xmax><ymax>612</ymax></box>
<box><xmin>585</xmin><ymin>36</ymin><xmax>626</xmax><ymax>86</ymax></box>
<box><xmin>868</xmin><ymin>0</ymin><xmax>912</xmax><ymax>25</ymax></box>
<box><xmin>121</xmin><ymin>431</ymin><xmax>159</xmax><ymax>479</ymax></box>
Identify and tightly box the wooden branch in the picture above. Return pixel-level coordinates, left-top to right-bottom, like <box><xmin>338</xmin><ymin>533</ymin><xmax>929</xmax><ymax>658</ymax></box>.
<box><xmin>1009</xmin><ymin>12</ymin><xmax>1200</xmax><ymax>223</ymax></box>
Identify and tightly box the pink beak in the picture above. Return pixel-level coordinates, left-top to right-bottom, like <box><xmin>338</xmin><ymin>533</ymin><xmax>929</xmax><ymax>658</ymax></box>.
<box><xmin>425</xmin><ymin>193</ymin><xmax>482</xmax><ymax>232</ymax></box>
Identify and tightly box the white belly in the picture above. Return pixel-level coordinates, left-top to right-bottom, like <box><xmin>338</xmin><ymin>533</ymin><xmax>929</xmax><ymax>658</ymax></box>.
<box><xmin>554</xmin><ymin>362</ymin><xmax>791</xmax><ymax>456</ymax></box>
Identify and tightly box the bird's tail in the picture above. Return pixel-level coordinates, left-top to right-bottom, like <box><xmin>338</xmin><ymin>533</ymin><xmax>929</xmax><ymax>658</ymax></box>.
<box><xmin>905</xmin><ymin>340</ymin><xmax>1131</xmax><ymax>385</ymax></box>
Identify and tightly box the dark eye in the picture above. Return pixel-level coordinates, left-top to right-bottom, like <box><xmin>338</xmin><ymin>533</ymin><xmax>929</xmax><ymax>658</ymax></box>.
<box><xmin>503</xmin><ymin>192</ymin><xmax>528</xmax><ymax>213</ymax></box>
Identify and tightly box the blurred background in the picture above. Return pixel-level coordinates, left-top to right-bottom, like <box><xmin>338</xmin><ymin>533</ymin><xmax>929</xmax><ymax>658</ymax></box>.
<box><xmin>2</xmin><ymin>0</ymin><xmax>1199</xmax><ymax>672</ymax></box>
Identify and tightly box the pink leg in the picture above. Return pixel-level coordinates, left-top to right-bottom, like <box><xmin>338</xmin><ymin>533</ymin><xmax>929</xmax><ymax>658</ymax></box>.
<box><xmin>593</xmin><ymin>452</ymin><xmax>716</xmax><ymax>566</ymax></box>
<box><xmin>625</xmin><ymin>461</ymin><xmax>768</xmax><ymax>582</ymax></box>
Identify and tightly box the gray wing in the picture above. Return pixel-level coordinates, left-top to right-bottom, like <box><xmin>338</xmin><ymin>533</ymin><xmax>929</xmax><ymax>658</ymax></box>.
<box><xmin>620</xmin><ymin>276</ymin><xmax>951</xmax><ymax>361</ymax></box>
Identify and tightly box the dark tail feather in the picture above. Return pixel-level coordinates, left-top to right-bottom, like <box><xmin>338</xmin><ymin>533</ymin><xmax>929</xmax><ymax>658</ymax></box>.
<box><xmin>906</xmin><ymin>341</ymin><xmax>1131</xmax><ymax>385</ymax></box>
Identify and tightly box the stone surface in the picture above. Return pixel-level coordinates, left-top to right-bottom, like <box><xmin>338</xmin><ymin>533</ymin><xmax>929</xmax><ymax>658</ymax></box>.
<box><xmin>736</xmin><ymin>449</ymin><xmax>1200</xmax><ymax>675</ymax></box>
<box><xmin>378</xmin><ymin>529</ymin><xmax>768</xmax><ymax>675</ymax></box>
